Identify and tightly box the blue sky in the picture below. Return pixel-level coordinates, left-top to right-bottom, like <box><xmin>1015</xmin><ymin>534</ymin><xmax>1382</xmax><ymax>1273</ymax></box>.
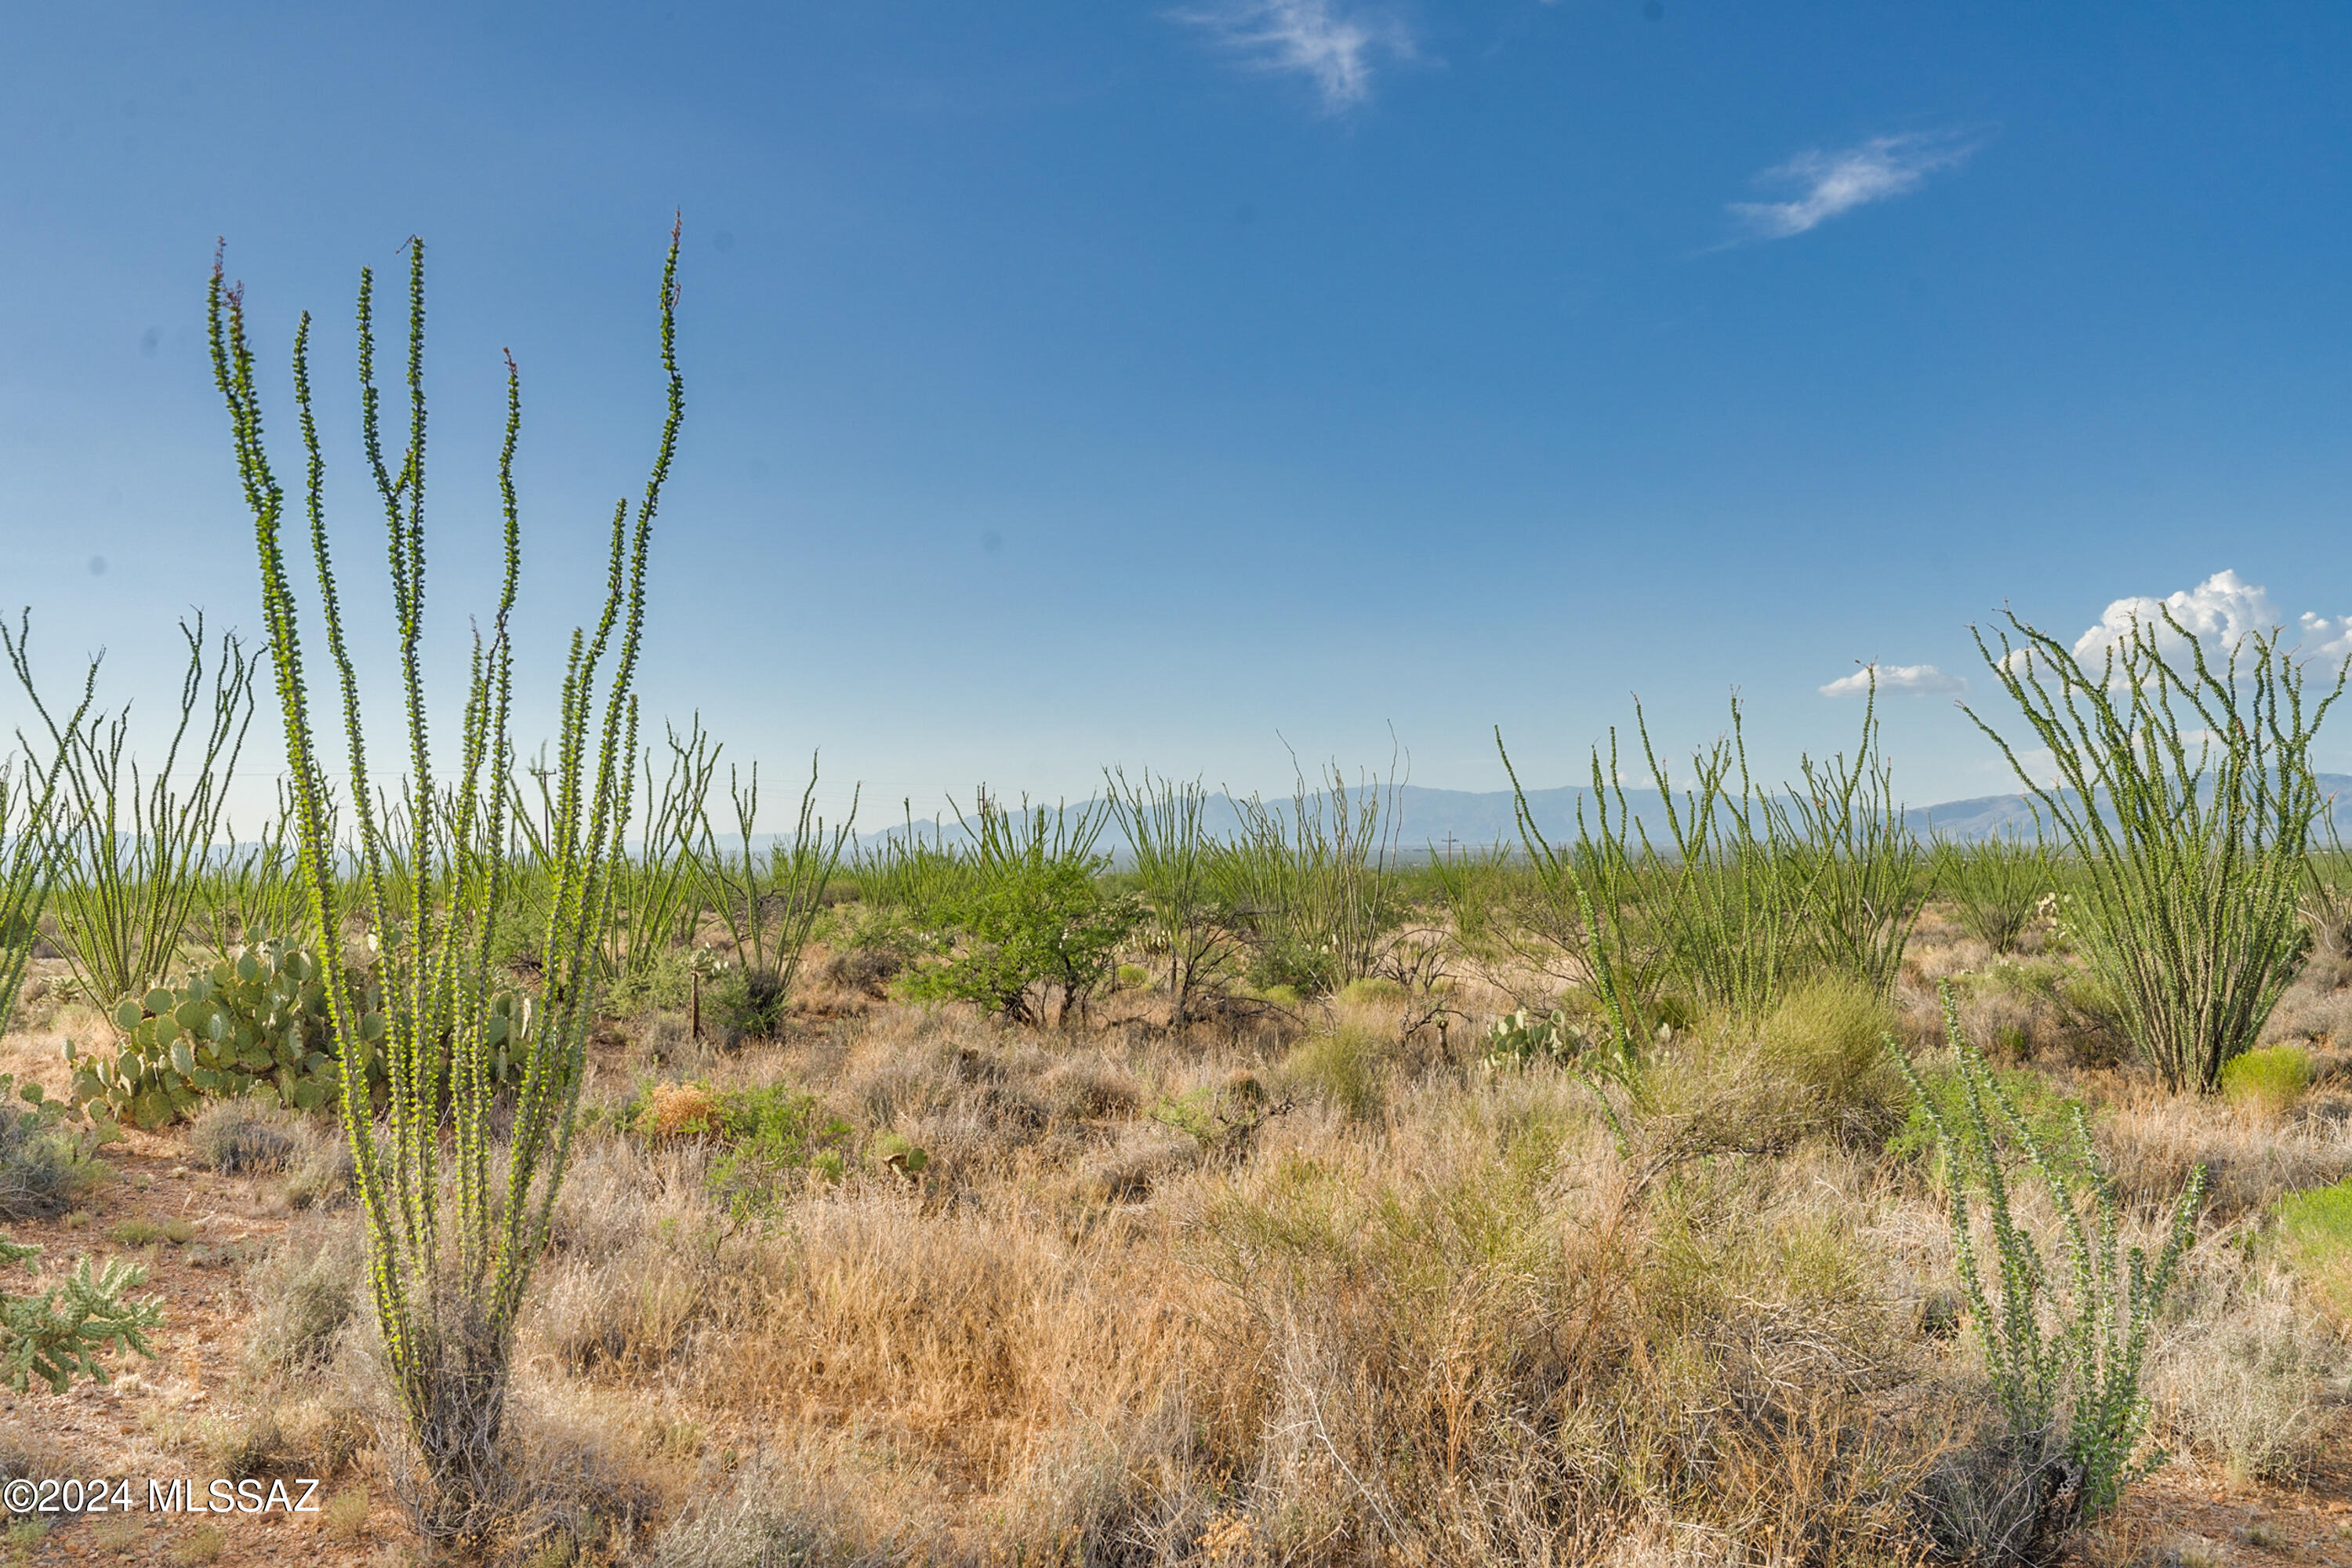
<box><xmin>5</xmin><ymin>2</ymin><xmax>2351</xmax><ymax>829</ymax></box>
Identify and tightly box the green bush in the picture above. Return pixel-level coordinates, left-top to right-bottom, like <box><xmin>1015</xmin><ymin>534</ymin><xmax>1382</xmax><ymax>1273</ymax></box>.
<box><xmin>1280</xmin><ymin>1025</ymin><xmax>1385</xmax><ymax>1122</ymax></box>
<box><xmin>2220</xmin><ymin>1044</ymin><xmax>2311</xmax><ymax>1117</ymax></box>
<box><xmin>608</xmin><ymin>1077</ymin><xmax>863</xmax><ymax>1214</ymax></box>
<box><xmin>1148</xmin><ymin>1070</ymin><xmax>1283</xmax><ymax>1161</ymax></box>
<box><xmin>1335</xmin><ymin>975</ymin><xmax>1409</xmax><ymax>1008</ymax></box>
<box><xmin>899</xmin><ymin>797</ymin><xmax>1138</xmax><ymax>1027</ymax></box>
<box><xmin>1758</xmin><ymin>975</ymin><xmax>1907</xmax><ymax>1146</ymax></box>
<box><xmin>1886</xmin><ymin>1060</ymin><xmax>2096</xmax><ymax>1190</ymax></box>
<box><xmin>2274</xmin><ymin>1177</ymin><xmax>2352</xmax><ymax>1320</ymax></box>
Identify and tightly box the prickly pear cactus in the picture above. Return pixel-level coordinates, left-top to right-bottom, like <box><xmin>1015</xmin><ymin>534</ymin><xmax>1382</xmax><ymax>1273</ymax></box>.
<box><xmin>71</xmin><ymin>936</ymin><xmax>357</xmax><ymax>1127</ymax></box>
<box><xmin>71</xmin><ymin>935</ymin><xmax>536</xmax><ymax>1128</ymax></box>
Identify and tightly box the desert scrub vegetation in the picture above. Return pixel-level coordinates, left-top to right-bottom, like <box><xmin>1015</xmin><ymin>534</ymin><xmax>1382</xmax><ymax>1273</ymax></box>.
<box><xmin>1969</xmin><ymin>607</ymin><xmax>2345</xmax><ymax>1092</ymax></box>
<box><xmin>5</xmin><ymin>222</ymin><xmax>2352</xmax><ymax>1561</ymax></box>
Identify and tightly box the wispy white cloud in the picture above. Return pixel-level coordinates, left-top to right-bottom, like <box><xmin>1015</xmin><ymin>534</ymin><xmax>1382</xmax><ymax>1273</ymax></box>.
<box><xmin>1729</xmin><ymin>131</ymin><xmax>1980</xmax><ymax>241</ymax></box>
<box><xmin>1820</xmin><ymin>662</ymin><xmax>1967</xmax><ymax>698</ymax></box>
<box><xmin>1171</xmin><ymin>0</ymin><xmax>1416</xmax><ymax>111</ymax></box>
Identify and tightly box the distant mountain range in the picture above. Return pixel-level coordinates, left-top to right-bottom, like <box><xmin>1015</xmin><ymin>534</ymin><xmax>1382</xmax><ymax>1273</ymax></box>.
<box><xmin>838</xmin><ymin>774</ymin><xmax>2352</xmax><ymax>859</ymax></box>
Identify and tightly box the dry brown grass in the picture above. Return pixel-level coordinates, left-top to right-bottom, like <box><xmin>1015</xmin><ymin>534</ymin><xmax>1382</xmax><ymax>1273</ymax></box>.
<box><xmin>2097</xmin><ymin>1088</ymin><xmax>2352</xmax><ymax>1221</ymax></box>
<box><xmin>41</xmin><ymin>898</ymin><xmax>2352</xmax><ymax>1564</ymax></box>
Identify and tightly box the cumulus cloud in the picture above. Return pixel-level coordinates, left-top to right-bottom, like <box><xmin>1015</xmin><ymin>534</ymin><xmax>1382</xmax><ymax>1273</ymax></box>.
<box><xmin>2068</xmin><ymin>570</ymin><xmax>2352</xmax><ymax>665</ymax></box>
<box><xmin>1820</xmin><ymin>662</ymin><xmax>1967</xmax><ymax>698</ymax></box>
<box><xmin>1729</xmin><ymin>131</ymin><xmax>1980</xmax><ymax>241</ymax></box>
<box><xmin>1171</xmin><ymin>0</ymin><xmax>1415</xmax><ymax>111</ymax></box>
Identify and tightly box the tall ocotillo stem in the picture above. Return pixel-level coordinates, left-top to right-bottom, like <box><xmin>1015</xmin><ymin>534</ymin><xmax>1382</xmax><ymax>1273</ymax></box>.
<box><xmin>206</xmin><ymin>222</ymin><xmax>683</xmax><ymax>1528</ymax></box>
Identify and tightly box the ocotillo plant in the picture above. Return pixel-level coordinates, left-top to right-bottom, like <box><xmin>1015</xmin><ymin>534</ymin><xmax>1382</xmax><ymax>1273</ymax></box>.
<box><xmin>1968</xmin><ymin>608</ymin><xmax>2342</xmax><ymax>1092</ymax></box>
<box><xmin>0</xmin><ymin>617</ymin><xmax>100</xmax><ymax>1030</ymax></box>
<box><xmin>694</xmin><ymin>753</ymin><xmax>857</xmax><ymax>1037</ymax></box>
<box><xmin>1105</xmin><ymin>768</ymin><xmax>1236</xmax><ymax>1031</ymax></box>
<box><xmin>1767</xmin><ymin>677</ymin><xmax>1926</xmax><ymax>1000</ymax></box>
<box><xmin>4</xmin><ymin>615</ymin><xmax>256</xmax><ymax>1004</ymax></box>
<box><xmin>209</xmin><ymin>225</ymin><xmax>682</xmax><ymax>1537</ymax></box>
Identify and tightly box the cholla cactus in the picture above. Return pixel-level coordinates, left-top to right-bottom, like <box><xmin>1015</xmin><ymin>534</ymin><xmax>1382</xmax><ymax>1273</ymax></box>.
<box><xmin>1</xmin><ymin>1237</ymin><xmax>162</xmax><ymax>1394</ymax></box>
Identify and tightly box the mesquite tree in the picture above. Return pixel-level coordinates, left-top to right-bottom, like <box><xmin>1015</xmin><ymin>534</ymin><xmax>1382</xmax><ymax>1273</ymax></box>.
<box><xmin>209</xmin><ymin>226</ymin><xmax>681</xmax><ymax>1537</ymax></box>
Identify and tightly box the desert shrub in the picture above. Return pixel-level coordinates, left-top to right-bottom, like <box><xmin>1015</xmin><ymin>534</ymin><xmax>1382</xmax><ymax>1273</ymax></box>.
<box><xmin>280</xmin><ymin>1120</ymin><xmax>358</xmax><ymax>1210</ymax></box>
<box><xmin>899</xmin><ymin>796</ymin><xmax>1138</xmax><ymax>1027</ymax></box>
<box><xmin>1334</xmin><ymin>975</ymin><xmax>1408</xmax><ymax>1008</ymax></box>
<box><xmin>2274</xmin><ymin>1176</ymin><xmax>2352</xmax><ymax>1319</ymax></box>
<box><xmin>1967</xmin><ymin>608</ymin><xmax>2341</xmax><ymax>1092</ymax></box>
<box><xmin>648</xmin><ymin>1445</ymin><xmax>915</xmax><ymax>1568</ymax></box>
<box><xmin>0</xmin><ymin>1097</ymin><xmax>100</xmax><ymax>1219</ymax></box>
<box><xmin>1279</xmin><ymin>1024</ymin><xmax>1384</xmax><ymax>1121</ymax></box>
<box><xmin>1185</xmin><ymin>1109</ymin><xmax>1934</xmax><ymax>1561</ymax></box>
<box><xmin>245</xmin><ymin>1216</ymin><xmax>368</xmax><ymax>1375</ymax></box>
<box><xmin>1149</xmin><ymin>1071</ymin><xmax>1285</xmax><ymax>1160</ymax></box>
<box><xmin>1040</xmin><ymin>1057</ymin><xmax>1141</xmax><ymax>1121</ymax></box>
<box><xmin>1886</xmin><ymin>1062</ymin><xmax>2096</xmax><ymax>1189</ymax></box>
<box><xmin>2146</xmin><ymin>1259</ymin><xmax>2345</xmax><ymax>1485</ymax></box>
<box><xmin>1757</xmin><ymin>973</ymin><xmax>1908</xmax><ymax>1147</ymax></box>
<box><xmin>187</xmin><ymin>1098</ymin><xmax>299</xmax><ymax>1174</ymax></box>
<box><xmin>611</xmin><ymin>1077</ymin><xmax>862</xmax><ymax>1211</ymax></box>
<box><xmin>604</xmin><ymin>942</ymin><xmax>696</xmax><ymax>1017</ymax></box>
<box><xmin>1891</xmin><ymin>1000</ymin><xmax>2203</xmax><ymax>1554</ymax></box>
<box><xmin>2098</xmin><ymin>1096</ymin><xmax>2352</xmax><ymax>1222</ymax></box>
<box><xmin>2220</xmin><ymin>1044</ymin><xmax>2312</xmax><ymax>1116</ymax></box>
<box><xmin>635</xmin><ymin>1081</ymin><xmax>722</xmax><ymax>1138</ymax></box>
<box><xmin>822</xmin><ymin>937</ymin><xmax>909</xmax><ymax>1000</ymax></box>
<box><xmin>710</xmin><ymin>1083</ymin><xmax>858</xmax><ymax>1207</ymax></box>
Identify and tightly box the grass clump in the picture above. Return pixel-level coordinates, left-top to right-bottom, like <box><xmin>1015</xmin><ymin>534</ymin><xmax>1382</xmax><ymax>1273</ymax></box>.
<box><xmin>110</xmin><ymin>1217</ymin><xmax>195</xmax><ymax>1247</ymax></box>
<box><xmin>2274</xmin><ymin>1177</ymin><xmax>2352</xmax><ymax>1320</ymax></box>
<box><xmin>244</xmin><ymin>1215</ymin><xmax>365</xmax><ymax>1374</ymax></box>
<box><xmin>1279</xmin><ymin>1023</ymin><xmax>1385</xmax><ymax>1121</ymax></box>
<box><xmin>1756</xmin><ymin>973</ymin><xmax>1907</xmax><ymax>1147</ymax></box>
<box><xmin>0</xmin><ymin>1099</ymin><xmax>101</xmax><ymax>1220</ymax></box>
<box><xmin>186</xmin><ymin>1098</ymin><xmax>299</xmax><ymax>1174</ymax></box>
<box><xmin>2220</xmin><ymin>1044</ymin><xmax>2312</xmax><ymax>1116</ymax></box>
